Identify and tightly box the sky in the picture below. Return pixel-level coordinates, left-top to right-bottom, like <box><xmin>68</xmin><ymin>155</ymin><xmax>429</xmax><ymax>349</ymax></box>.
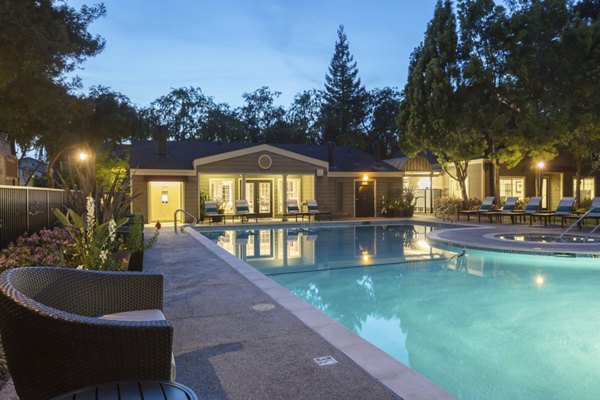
<box><xmin>69</xmin><ymin>0</ymin><xmax>439</xmax><ymax>108</ymax></box>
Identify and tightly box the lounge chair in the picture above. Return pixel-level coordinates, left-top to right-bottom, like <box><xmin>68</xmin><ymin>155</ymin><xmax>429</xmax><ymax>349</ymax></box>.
<box><xmin>282</xmin><ymin>199</ymin><xmax>307</xmax><ymax>221</ymax></box>
<box><xmin>560</xmin><ymin>197</ymin><xmax>600</xmax><ymax>228</ymax></box>
<box><xmin>230</xmin><ymin>199</ymin><xmax>258</xmax><ymax>223</ymax></box>
<box><xmin>305</xmin><ymin>199</ymin><xmax>332</xmax><ymax>221</ymax></box>
<box><xmin>503</xmin><ymin>197</ymin><xmax>542</xmax><ymax>225</ymax></box>
<box><xmin>204</xmin><ymin>201</ymin><xmax>225</xmax><ymax>224</ymax></box>
<box><xmin>481</xmin><ymin>196</ymin><xmax>519</xmax><ymax>223</ymax></box>
<box><xmin>458</xmin><ymin>196</ymin><xmax>495</xmax><ymax>222</ymax></box>
<box><xmin>530</xmin><ymin>197</ymin><xmax>575</xmax><ymax>227</ymax></box>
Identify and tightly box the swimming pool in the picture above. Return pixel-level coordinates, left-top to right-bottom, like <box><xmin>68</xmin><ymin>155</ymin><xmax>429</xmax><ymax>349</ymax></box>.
<box><xmin>202</xmin><ymin>223</ymin><xmax>600</xmax><ymax>400</ymax></box>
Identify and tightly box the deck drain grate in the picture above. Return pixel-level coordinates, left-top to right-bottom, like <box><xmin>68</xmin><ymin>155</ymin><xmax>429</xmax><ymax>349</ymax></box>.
<box><xmin>314</xmin><ymin>356</ymin><xmax>338</xmax><ymax>366</ymax></box>
<box><xmin>252</xmin><ymin>303</ymin><xmax>275</xmax><ymax>312</ymax></box>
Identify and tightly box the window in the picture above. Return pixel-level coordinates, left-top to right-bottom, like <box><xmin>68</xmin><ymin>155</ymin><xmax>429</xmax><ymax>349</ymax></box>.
<box><xmin>449</xmin><ymin>177</ymin><xmax>469</xmax><ymax>198</ymax></box>
<box><xmin>277</xmin><ymin>178</ymin><xmax>301</xmax><ymax>213</ymax></box>
<box><xmin>209</xmin><ymin>179</ymin><xmax>234</xmax><ymax>212</ymax></box>
<box><xmin>573</xmin><ymin>177</ymin><xmax>595</xmax><ymax>200</ymax></box>
<box><xmin>499</xmin><ymin>177</ymin><xmax>525</xmax><ymax>201</ymax></box>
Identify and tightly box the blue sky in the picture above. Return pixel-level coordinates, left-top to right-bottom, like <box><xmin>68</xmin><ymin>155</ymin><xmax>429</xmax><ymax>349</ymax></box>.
<box><xmin>70</xmin><ymin>0</ymin><xmax>438</xmax><ymax>108</ymax></box>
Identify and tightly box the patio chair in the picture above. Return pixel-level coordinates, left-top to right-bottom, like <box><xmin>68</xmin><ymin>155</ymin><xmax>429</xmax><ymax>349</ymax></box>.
<box><xmin>530</xmin><ymin>197</ymin><xmax>575</xmax><ymax>227</ymax></box>
<box><xmin>305</xmin><ymin>199</ymin><xmax>332</xmax><ymax>221</ymax></box>
<box><xmin>457</xmin><ymin>196</ymin><xmax>495</xmax><ymax>222</ymax></box>
<box><xmin>204</xmin><ymin>201</ymin><xmax>225</xmax><ymax>224</ymax></box>
<box><xmin>480</xmin><ymin>196</ymin><xmax>519</xmax><ymax>223</ymax></box>
<box><xmin>282</xmin><ymin>199</ymin><xmax>307</xmax><ymax>221</ymax></box>
<box><xmin>232</xmin><ymin>199</ymin><xmax>258</xmax><ymax>223</ymax></box>
<box><xmin>0</xmin><ymin>267</ymin><xmax>174</xmax><ymax>400</ymax></box>
<box><xmin>560</xmin><ymin>197</ymin><xmax>600</xmax><ymax>229</ymax></box>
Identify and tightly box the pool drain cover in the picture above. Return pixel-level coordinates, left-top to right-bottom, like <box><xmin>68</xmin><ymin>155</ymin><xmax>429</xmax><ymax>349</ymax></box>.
<box><xmin>252</xmin><ymin>303</ymin><xmax>275</xmax><ymax>311</ymax></box>
<box><xmin>314</xmin><ymin>356</ymin><xmax>338</xmax><ymax>366</ymax></box>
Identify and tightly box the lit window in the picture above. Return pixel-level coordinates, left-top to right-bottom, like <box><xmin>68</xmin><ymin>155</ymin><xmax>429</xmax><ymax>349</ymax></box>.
<box><xmin>277</xmin><ymin>178</ymin><xmax>301</xmax><ymax>213</ymax></box>
<box><xmin>499</xmin><ymin>177</ymin><xmax>524</xmax><ymax>202</ymax></box>
<box><xmin>209</xmin><ymin>179</ymin><xmax>234</xmax><ymax>212</ymax></box>
<box><xmin>573</xmin><ymin>177</ymin><xmax>595</xmax><ymax>200</ymax></box>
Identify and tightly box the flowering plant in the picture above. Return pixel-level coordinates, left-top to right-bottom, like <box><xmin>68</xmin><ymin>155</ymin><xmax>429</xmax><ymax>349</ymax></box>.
<box><xmin>54</xmin><ymin>195</ymin><xmax>128</xmax><ymax>270</ymax></box>
<box><xmin>0</xmin><ymin>227</ymin><xmax>71</xmax><ymax>272</ymax></box>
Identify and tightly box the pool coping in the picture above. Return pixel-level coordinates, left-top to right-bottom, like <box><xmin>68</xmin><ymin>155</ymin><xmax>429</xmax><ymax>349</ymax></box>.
<box><xmin>427</xmin><ymin>226</ymin><xmax>600</xmax><ymax>257</ymax></box>
<box><xmin>184</xmin><ymin>225</ymin><xmax>457</xmax><ymax>400</ymax></box>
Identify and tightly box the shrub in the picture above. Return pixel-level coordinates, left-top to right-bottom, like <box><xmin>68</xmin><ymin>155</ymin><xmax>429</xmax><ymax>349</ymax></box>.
<box><xmin>577</xmin><ymin>197</ymin><xmax>593</xmax><ymax>213</ymax></box>
<box><xmin>54</xmin><ymin>195</ymin><xmax>128</xmax><ymax>270</ymax></box>
<box><xmin>0</xmin><ymin>227</ymin><xmax>71</xmax><ymax>272</ymax></box>
<box><xmin>435</xmin><ymin>196</ymin><xmax>464</xmax><ymax>215</ymax></box>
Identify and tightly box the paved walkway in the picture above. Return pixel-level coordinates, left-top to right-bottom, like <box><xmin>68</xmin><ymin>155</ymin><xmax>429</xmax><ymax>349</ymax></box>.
<box><xmin>147</xmin><ymin>229</ymin><xmax>401</xmax><ymax>400</ymax></box>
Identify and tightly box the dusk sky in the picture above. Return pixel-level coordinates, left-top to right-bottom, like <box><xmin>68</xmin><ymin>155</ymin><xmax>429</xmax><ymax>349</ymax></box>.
<box><xmin>70</xmin><ymin>0</ymin><xmax>439</xmax><ymax>108</ymax></box>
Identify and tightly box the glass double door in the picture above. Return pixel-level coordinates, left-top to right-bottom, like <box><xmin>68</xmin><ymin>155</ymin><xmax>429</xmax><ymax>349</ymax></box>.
<box><xmin>245</xmin><ymin>180</ymin><xmax>272</xmax><ymax>217</ymax></box>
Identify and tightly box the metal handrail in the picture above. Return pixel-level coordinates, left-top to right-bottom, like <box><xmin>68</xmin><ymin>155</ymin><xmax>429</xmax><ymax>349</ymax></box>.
<box><xmin>559</xmin><ymin>210</ymin><xmax>590</xmax><ymax>239</ymax></box>
<box><xmin>174</xmin><ymin>209</ymin><xmax>198</xmax><ymax>233</ymax></box>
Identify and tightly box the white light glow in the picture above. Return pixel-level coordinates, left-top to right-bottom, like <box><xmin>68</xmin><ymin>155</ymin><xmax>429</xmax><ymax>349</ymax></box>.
<box><xmin>417</xmin><ymin>177</ymin><xmax>431</xmax><ymax>189</ymax></box>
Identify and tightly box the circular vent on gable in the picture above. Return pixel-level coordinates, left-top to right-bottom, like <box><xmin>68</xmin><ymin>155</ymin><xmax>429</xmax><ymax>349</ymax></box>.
<box><xmin>258</xmin><ymin>154</ymin><xmax>272</xmax><ymax>169</ymax></box>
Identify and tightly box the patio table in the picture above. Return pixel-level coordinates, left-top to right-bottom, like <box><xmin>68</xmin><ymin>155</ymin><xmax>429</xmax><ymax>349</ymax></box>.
<box><xmin>51</xmin><ymin>380</ymin><xmax>198</xmax><ymax>400</ymax></box>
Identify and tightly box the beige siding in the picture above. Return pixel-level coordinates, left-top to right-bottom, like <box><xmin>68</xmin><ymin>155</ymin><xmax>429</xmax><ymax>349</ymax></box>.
<box><xmin>184</xmin><ymin>175</ymin><xmax>199</xmax><ymax>222</ymax></box>
<box><xmin>467</xmin><ymin>163</ymin><xmax>483</xmax><ymax>200</ymax></box>
<box><xmin>198</xmin><ymin>151</ymin><xmax>320</xmax><ymax>174</ymax></box>
<box><xmin>131</xmin><ymin>176</ymin><xmax>148</xmax><ymax>221</ymax></box>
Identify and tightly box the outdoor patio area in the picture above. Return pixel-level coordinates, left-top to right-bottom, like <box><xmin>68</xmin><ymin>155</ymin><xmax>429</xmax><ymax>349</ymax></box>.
<box><xmin>143</xmin><ymin>228</ymin><xmax>402</xmax><ymax>399</ymax></box>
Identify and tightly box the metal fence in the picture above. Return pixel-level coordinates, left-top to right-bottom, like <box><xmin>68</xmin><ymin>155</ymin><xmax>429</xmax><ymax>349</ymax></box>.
<box><xmin>413</xmin><ymin>188</ymin><xmax>444</xmax><ymax>213</ymax></box>
<box><xmin>0</xmin><ymin>185</ymin><xmax>65</xmax><ymax>249</ymax></box>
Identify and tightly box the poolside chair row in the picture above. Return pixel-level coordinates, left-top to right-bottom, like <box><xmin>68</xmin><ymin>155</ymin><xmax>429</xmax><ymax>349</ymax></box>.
<box><xmin>203</xmin><ymin>199</ymin><xmax>332</xmax><ymax>224</ymax></box>
<box><xmin>282</xmin><ymin>199</ymin><xmax>332</xmax><ymax>222</ymax></box>
<box><xmin>458</xmin><ymin>196</ymin><xmax>600</xmax><ymax>227</ymax></box>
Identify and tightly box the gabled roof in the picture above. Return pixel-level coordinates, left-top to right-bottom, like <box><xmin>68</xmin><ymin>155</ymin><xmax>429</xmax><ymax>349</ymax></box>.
<box><xmin>130</xmin><ymin>140</ymin><xmax>401</xmax><ymax>173</ymax></box>
<box><xmin>385</xmin><ymin>150</ymin><xmax>442</xmax><ymax>172</ymax></box>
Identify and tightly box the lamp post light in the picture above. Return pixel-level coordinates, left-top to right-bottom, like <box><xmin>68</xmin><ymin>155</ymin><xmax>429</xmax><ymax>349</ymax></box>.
<box><xmin>536</xmin><ymin>161</ymin><xmax>545</xmax><ymax>198</ymax></box>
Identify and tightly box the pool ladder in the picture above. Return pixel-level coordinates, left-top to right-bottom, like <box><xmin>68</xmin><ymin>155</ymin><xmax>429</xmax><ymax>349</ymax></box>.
<box><xmin>173</xmin><ymin>209</ymin><xmax>198</xmax><ymax>233</ymax></box>
<box><xmin>559</xmin><ymin>209</ymin><xmax>600</xmax><ymax>239</ymax></box>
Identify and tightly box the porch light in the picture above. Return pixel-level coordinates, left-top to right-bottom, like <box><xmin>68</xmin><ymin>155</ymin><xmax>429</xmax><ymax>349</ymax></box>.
<box><xmin>536</xmin><ymin>161</ymin><xmax>545</xmax><ymax>197</ymax></box>
<box><xmin>362</xmin><ymin>175</ymin><xmax>369</xmax><ymax>182</ymax></box>
<box><xmin>361</xmin><ymin>251</ymin><xmax>370</xmax><ymax>262</ymax></box>
<box><xmin>417</xmin><ymin>177</ymin><xmax>431</xmax><ymax>189</ymax></box>
<box><xmin>78</xmin><ymin>151</ymin><xmax>89</xmax><ymax>161</ymax></box>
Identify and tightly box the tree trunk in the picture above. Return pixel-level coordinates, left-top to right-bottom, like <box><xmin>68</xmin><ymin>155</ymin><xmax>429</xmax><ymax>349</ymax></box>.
<box><xmin>454</xmin><ymin>161</ymin><xmax>470</xmax><ymax>208</ymax></box>
<box><xmin>575</xmin><ymin>167</ymin><xmax>582</xmax><ymax>209</ymax></box>
<box><xmin>492</xmin><ymin>159</ymin><xmax>501</xmax><ymax>201</ymax></box>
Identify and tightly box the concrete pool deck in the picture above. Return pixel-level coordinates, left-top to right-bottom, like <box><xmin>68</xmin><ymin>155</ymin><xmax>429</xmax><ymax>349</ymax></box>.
<box><xmin>148</xmin><ymin>226</ymin><xmax>455</xmax><ymax>400</ymax></box>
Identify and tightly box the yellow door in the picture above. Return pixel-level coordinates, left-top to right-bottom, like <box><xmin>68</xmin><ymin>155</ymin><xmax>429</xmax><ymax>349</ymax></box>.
<box><xmin>149</xmin><ymin>181</ymin><xmax>183</xmax><ymax>222</ymax></box>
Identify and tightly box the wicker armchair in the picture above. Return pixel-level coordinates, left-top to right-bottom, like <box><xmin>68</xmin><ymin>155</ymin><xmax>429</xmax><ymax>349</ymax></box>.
<box><xmin>0</xmin><ymin>267</ymin><xmax>173</xmax><ymax>400</ymax></box>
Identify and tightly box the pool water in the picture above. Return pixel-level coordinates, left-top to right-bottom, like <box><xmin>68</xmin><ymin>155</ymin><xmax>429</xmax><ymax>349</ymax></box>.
<box><xmin>204</xmin><ymin>223</ymin><xmax>600</xmax><ymax>400</ymax></box>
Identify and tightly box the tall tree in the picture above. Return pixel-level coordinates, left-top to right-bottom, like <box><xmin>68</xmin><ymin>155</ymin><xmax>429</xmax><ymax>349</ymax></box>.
<box><xmin>365</xmin><ymin>87</ymin><xmax>401</xmax><ymax>160</ymax></box>
<box><xmin>0</xmin><ymin>0</ymin><xmax>105</xmax><ymax>155</ymax></box>
<box><xmin>201</xmin><ymin>103</ymin><xmax>245</xmax><ymax>143</ymax></box>
<box><xmin>502</xmin><ymin>0</ymin><xmax>573</xmax><ymax>163</ymax></box>
<box><xmin>458</xmin><ymin>0</ymin><xmax>513</xmax><ymax>200</ymax></box>
<box><xmin>286</xmin><ymin>89</ymin><xmax>323</xmax><ymax>144</ymax></box>
<box><xmin>239</xmin><ymin>86</ymin><xmax>285</xmax><ymax>143</ymax></box>
<box><xmin>321</xmin><ymin>25</ymin><xmax>369</xmax><ymax>146</ymax></box>
<box><xmin>399</xmin><ymin>0</ymin><xmax>486</xmax><ymax>204</ymax></box>
<box><xmin>144</xmin><ymin>87</ymin><xmax>215</xmax><ymax>140</ymax></box>
<box><xmin>558</xmin><ymin>0</ymin><xmax>600</xmax><ymax>206</ymax></box>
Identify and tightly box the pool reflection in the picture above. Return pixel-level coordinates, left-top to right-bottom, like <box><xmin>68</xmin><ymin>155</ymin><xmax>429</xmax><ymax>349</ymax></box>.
<box><xmin>209</xmin><ymin>224</ymin><xmax>444</xmax><ymax>274</ymax></box>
